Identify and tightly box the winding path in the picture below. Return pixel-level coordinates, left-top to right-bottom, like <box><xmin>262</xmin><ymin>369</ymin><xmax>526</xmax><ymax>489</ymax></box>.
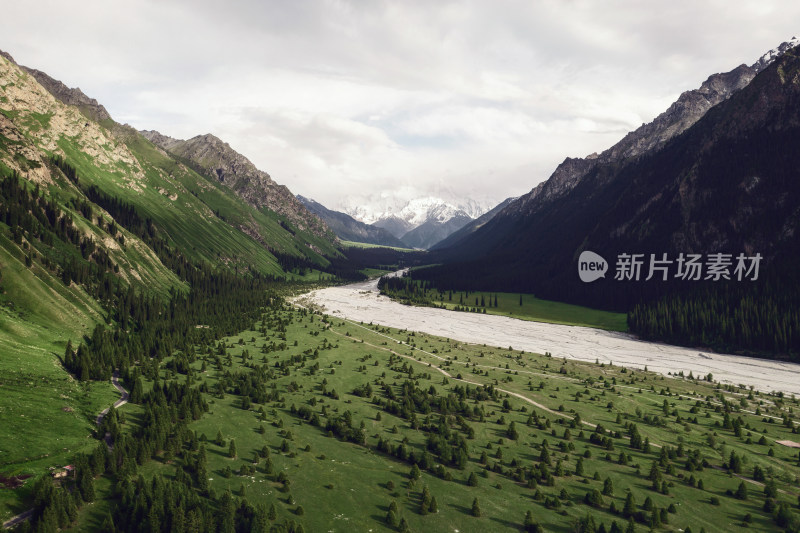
<box><xmin>96</xmin><ymin>371</ymin><xmax>130</xmax><ymax>427</ymax></box>
<box><xmin>2</xmin><ymin>372</ymin><xmax>128</xmax><ymax>530</ymax></box>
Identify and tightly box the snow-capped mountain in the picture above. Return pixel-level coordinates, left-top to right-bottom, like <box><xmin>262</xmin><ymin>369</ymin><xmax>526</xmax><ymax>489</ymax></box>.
<box><xmin>340</xmin><ymin>195</ymin><xmax>495</xmax><ymax>249</ymax></box>
<box><xmin>343</xmin><ymin>197</ymin><xmax>491</xmax><ymax>230</ymax></box>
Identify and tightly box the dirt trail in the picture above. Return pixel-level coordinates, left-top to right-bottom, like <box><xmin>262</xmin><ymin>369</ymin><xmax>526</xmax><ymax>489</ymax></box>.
<box><xmin>329</xmin><ymin>323</ymin><xmax>600</xmax><ymax>431</ymax></box>
<box><xmin>2</xmin><ymin>372</ymin><xmax>128</xmax><ymax>530</ymax></box>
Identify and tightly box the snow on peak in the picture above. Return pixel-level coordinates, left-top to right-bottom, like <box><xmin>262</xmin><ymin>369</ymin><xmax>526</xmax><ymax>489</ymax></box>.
<box><xmin>752</xmin><ymin>36</ymin><xmax>800</xmax><ymax>73</ymax></box>
<box><xmin>398</xmin><ymin>197</ymin><xmax>458</xmax><ymax>225</ymax></box>
<box><xmin>342</xmin><ymin>195</ymin><xmax>494</xmax><ymax>227</ymax></box>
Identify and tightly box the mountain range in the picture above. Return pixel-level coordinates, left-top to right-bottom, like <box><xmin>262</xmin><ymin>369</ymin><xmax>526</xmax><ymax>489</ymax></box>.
<box><xmin>3</xmin><ymin>35</ymin><xmax>799</xmax><ymax>360</ymax></box>
<box><xmin>297</xmin><ymin>195</ymin><xmax>407</xmax><ymax>248</ymax></box>
<box><xmin>339</xmin><ymin>196</ymin><xmax>494</xmax><ymax>249</ymax></box>
<box><xmin>418</xmin><ymin>38</ymin><xmax>800</xmax><ymax>319</ymax></box>
<box><xmin>0</xmin><ymin>47</ymin><xmax>347</xmax><ymax>315</ymax></box>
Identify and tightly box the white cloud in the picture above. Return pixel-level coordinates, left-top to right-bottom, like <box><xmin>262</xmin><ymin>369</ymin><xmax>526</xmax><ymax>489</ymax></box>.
<box><xmin>2</xmin><ymin>0</ymin><xmax>799</xmax><ymax>208</ymax></box>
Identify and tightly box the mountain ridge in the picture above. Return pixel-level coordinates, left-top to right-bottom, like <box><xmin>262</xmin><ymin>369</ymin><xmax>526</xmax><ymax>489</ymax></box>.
<box><xmin>506</xmin><ymin>37</ymin><xmax>800</xmax><ymax>222</ymax></box>
<box><xmin>297</xmin><ymin>195</ymin><xmax>408</xmax><ymax>248</ymax></box>
<box><xmin>419</xmin><ymin>42</ymin><xmax>800</xmax><ymax>323</ymax></box>
<box><xmin>140</xmin><ymin>129</ymin><xmax>332</xmax><ymax>239</ymax></box>
<box><xmin>431</xmin><ymin>196</ymin><xmax>518</xmax><ymax>251</ymax></box>
<box><xmin>342</xmin><ymin>196</ymin><xmax>494</xmax><ymax>248</ymax></box>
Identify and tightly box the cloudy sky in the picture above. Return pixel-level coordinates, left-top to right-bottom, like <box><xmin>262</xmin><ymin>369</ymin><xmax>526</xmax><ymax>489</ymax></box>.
<box><xmin>2</xmin><ymin>1</ymin><xmax>799</xmax><ymax>212</ymax></box>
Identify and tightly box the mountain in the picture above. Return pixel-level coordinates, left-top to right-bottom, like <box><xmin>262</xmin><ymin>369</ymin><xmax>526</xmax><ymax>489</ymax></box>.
<box><xmin>344</xmin><ymin>196</ymin><xmax>492</xmax><ymax>248</ymax></box>
<box><xmin>371</xmin><ymin>215</ymin><xmax>414</xmax><ymax>240</ymax></box>
<box><xmin>19</xmin><ymin>66</ymin><xmax>112</xmax><ymax>124</ymax></box>
<box><xmin>0</xmin><ymin>48</ymin><xmax>343</xmax><ymax>334</ymax></box>
<box><xmin>399</xmin><ymin>203</ymin><xmax>473</xmax><ymax>249</ymax></box>
<box><xmin>419</xmin><ymin>40</ymin><xmax>800</xmax><ymax>320</ymax></box>
<box><xmin>139</xmin><ymin>130</ymin><xmax>330</xmax><ymax>239</ymax></box>
<box><xmin>431</xmin><ymin>196</ymin><xmax>517</xmax><ymax>251</ymax></box>
<box><xmin>297</xmin><ymin>195</ymin><xmax>407</xmax><ymax>247</ymax></box>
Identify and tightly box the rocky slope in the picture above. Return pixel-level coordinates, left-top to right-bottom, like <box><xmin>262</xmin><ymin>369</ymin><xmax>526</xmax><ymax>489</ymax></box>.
<box><xmin>21</xmin><ymin>66</ymin><xmax>112</xmax><ymax>124</ymax></box>
<box><xmin>371</xmin><ymin>215</ymin><xmax>415</xmax><ymax>240</ymax></box>
<box><xmin>140</xmin><ymin>130</ymin><xmax>332</xmax><ymax>239</ymax></box>
<box><xmin>0</xmin><ymin>48</ymin><xmax>338</xmax><ymax>278</ymax></box>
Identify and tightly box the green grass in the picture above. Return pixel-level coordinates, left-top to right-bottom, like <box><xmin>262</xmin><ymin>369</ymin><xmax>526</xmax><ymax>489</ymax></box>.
<box><xmin>0</xmin><ymin>62</ymin><xmax>346</xmax><ymax>523</ymax></box>
<box><xmin>284</xmin><ymin>268</ymin><xmax>332</xmax><ymax>283</ymax></box>
<box><xmin>435</xmin><ymin>291</ymin><xmax>629</xmax><ymax>332</ymax></box>
<box><xmin>100</xmin><ymin>304</ymin><xmax>800</xmax><ymax>532</ymax></box>
<box><xmin>0</xmin><ymin>233</ymin><xmax>120</xmax><ymax>521</ymax></box>
<box><xmin>361</xmin><ymin>267</ymin><xmax>394</xmax><ymax>278</ymax></box>
<box><xmin>384</xmin><ymin>277</ymin><xmax>629</xmax><ymax>332</ymax></box>
<box><xmin>340</xmin><ymin>240</ymin><xmax>415</xmax><ymax>252</ymax></box>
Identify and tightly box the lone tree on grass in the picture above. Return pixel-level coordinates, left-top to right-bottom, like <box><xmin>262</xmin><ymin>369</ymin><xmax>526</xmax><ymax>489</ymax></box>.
<box><xmin>735</xmin><ymin>481</ymin><xmax>748</xmax><ymax>500</ymax></box>
<box><xmin>471</xmin><ymin>497</ymin><xmax>481</xmax><ymax>517</ymax></box>
<box><xmin>524</xmin><ymin>510</ymin><xmax>542</xmax><ymax>532</ymax></box>
<box><xmin>228</xmin><ymin>438</ymin><xmax>237</xmax><ymax>458</ymax></box>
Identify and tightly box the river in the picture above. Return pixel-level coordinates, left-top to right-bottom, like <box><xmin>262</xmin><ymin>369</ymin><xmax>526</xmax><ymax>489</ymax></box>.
<box><xmin>294</xmin><ymin>277</ymin><xmax>800</xmax><ymax>396</ymax></box>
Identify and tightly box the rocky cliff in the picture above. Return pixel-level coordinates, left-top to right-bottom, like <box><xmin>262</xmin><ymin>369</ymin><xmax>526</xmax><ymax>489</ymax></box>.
<box><xmin>141</xmin><ymin>130</ymin><xmax>332</xmax><ymax>239</ymax></box>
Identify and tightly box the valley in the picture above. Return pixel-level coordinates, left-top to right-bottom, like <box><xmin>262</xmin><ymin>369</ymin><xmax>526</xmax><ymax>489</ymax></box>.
<box><xmin>11</xmin><ymin>293</ymin><xmax>798</xmax><ymax>532</ymax></box>
<box><xmin>297</xmin><ymin>276</ymin><xmax>800</xmax><ymax>397</ymax></box>
<box><xmin>1</xmin><ymin>10</ymin><xmax>800</xmax><ymax>533</ymax></box>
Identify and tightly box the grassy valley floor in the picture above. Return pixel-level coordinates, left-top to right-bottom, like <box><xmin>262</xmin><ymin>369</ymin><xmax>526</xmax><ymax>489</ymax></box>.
<box><xmin>60</xmin><ymin>302</ymin><xmax>800</xmax><ymax>532</ymax></box>
<box><xmin>378</xmin><ymin>275</ymin><xmax>628</xmax><ymax>332</ymax></box>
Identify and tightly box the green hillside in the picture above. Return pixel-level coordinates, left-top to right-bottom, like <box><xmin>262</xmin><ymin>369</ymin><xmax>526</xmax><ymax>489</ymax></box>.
<box><xmin>0</xmin><ymin>50</ymin><xmax>346</xmax><ymax>523</ymax></box>
<box><xmin>26</xmin><ymin>302</ymin><xmax>800</xmax><ymax>533</ymax></box>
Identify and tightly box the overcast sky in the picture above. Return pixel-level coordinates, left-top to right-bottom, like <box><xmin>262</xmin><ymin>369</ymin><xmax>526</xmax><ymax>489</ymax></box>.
<box><xmin>2</xmin><ymin>1</ymin><xmax>798</xmax><ymax>211</ymax></box>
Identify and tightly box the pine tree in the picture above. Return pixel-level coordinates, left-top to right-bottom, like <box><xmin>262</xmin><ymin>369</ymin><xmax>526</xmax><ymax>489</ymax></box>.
<box><xmin>100</xmin><ymin>512</ymin><xmax>115</xmax><ymax>533</ymax></box>
<box><xmin>228</xmin><ymin>438</ymin><xmax>237</xmax><ymax>458</ymax></box>
<box><xmin>385</xmin><ymin>509</ymin><xmax>398</xmax><ymax>527</ymax></box>
<box><xmin>421</xmin><ymin>485</ymin><xmax>431</xmax><ymax>515</ymax></box>
<box><xmin>603</xmin><ymin>476</ymin><xmax>613</xmax><ymax>496</ymax></box>
<box><xmin>429</xmin><ymin>495</ymin><xmax>438</xmax><ymax>513</ymax></box>
<box><xmin>130</xmin><ymin>377</ymin><xmax>144</xmax><ymax>403</ymax></box>
<box><xmin>539</xmin><ymin>446</ymin><xmax>551</xmax><ymax>465</ymax></box>
<box><xmin>471</xmin><ymin>497</ymin><xmax>481</xmax><ymax>517</ymax></box>
<box><xmin>622</xmin><ymin>492</ymin><xmax>636</xmax><ymax>518</ymax></box>
<box><xmin>524</xmin><ymin>510</ymin><xmax>541</xmax><ymax>532</ymax></box>
<box><xmin>735</xmin><ymin>481</ymin><xmax>748</xmax><ymax>500</ymax></box>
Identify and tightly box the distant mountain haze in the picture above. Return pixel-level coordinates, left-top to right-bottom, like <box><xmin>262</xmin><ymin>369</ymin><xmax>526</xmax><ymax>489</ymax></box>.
<box><xmin>297</xmin><ymin>196</ymin><xmax>407</xmax><ymax>248</ymax></box>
